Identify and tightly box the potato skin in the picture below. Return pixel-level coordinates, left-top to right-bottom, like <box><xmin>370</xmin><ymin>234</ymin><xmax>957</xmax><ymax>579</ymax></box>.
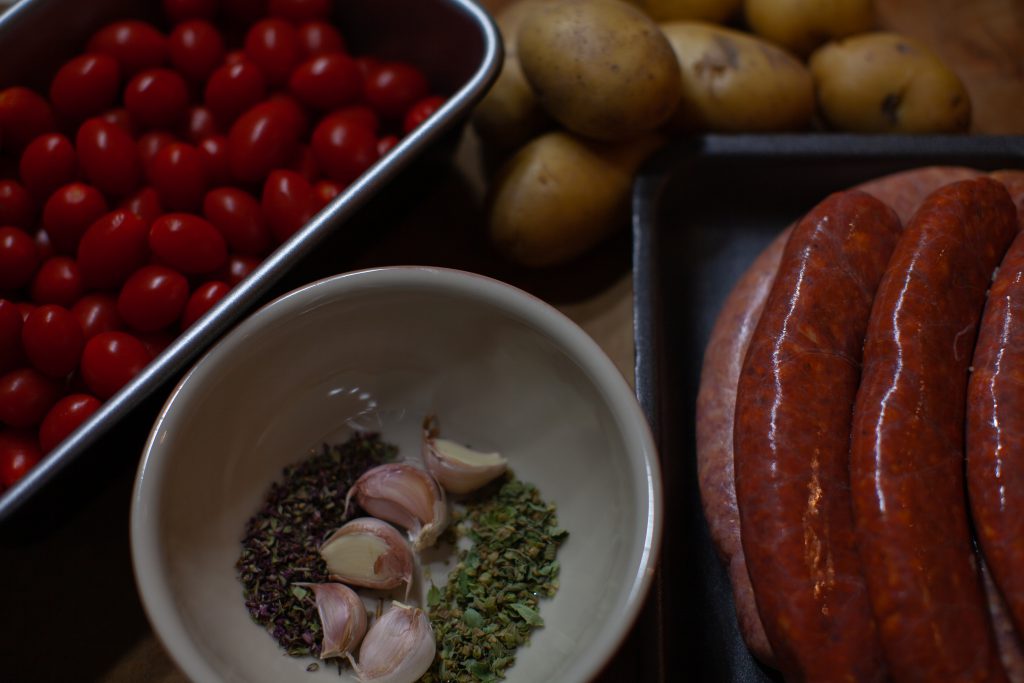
<box><xmin>661</xmin><ymin>21</ymin><xmax>814</xmax><ymax>132</ymax></box>
<box><xmin>744</xmin><ymin>0</ymin><xmax>875</xmax><ymax>57</ymax></box>
<box><xmin>642</xmin><ymin>0</ymin><xmax>740</xmax><ymax>23</ymax></box>
<box><xmin>810</xmin><ymin>32</ymin><xmax>971</xmax><ymax>133</ymax></box>
<box><xmin>517</xmin><ymin>0</ymin><xmax>682</xmax><ymax>141</ymax></box>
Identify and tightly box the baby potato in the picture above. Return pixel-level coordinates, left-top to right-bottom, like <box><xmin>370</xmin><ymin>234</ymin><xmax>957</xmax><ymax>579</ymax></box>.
<box><xmin>641</xmin><ymin>0</ymin><xmax>741</xmax><ymax>23</ymax></box>
<box><xmin>517</xmin><ymin>0</ymin><xmax>682</xmax><ymax>141</ymax></box>
<box><xmin>744</xmin><ymin>0</ymin><xmax>874</xmax><ymax>57</ymax></box>
<box><xmin>488</xmin><ymin>131</ymin><xmax>663</xmax><ymax>267</ymax></box>
<box><xmin>809</xmin><ymin>32</ymin><xmax>971</xmax><ymax>133</ymax></box>
<box><xmin>661</xmin><ymin>21</ymin><xmax>814</xmax><ymax>131</ymax></box>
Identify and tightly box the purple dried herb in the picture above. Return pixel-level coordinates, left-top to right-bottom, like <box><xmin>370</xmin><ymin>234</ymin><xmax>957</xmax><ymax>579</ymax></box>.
<box><xmin>236</xmin><ymin>432</ymin><xmax>396</xmax><ymax>657</ymax></box>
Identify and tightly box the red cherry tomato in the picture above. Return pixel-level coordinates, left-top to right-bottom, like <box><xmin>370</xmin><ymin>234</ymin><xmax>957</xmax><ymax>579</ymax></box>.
<box><xmin>30</xmin><ymin>256</ymin><xmax>83</xmax><ymax>306</ymax></box>
<box><xmin>0</xmin><ymin>180</ymin><xmax>35</xmax><ymax>229</ymax></box>
<box><xmin>311</xmin><ymin>110</ymin><xmax>378</xmax><ymax>185</ymax></box>
<box><xmin>0</xmin><ymin>87</ymin><xmax>57</xmax><ymax>152</ymax></box>
<box><xmin>403</xmin><ymin>95</ymin><xmax>445</xmax><ymax>134</ymax></box>
<box><xmin>328</xmin><ymin>104</ymin><xmax>378</xmax><ymax>132</ymax></box>
<box><xmin>20</xmin><ymin>133</ymin><xmax>78</xmax><ymax>200</ymax></box>
<box><xmin>182</xmin><ymin>280</ymin><xmax>229</xmax><ymax>329</ymax></box>
<box><xmin>203</xmin><ymin>187</ymin><xmax>271</xmax><ymax>256</ymax></box>
<box><xmin>87</xmin><ymin>20</ymin><xmax>168</xmax><ymax>76</ymax></box>
<box><xmin>220</xmin><ymin>254</ymin><xmax>260</xmax><ymax>285</ymax></box>
<box><xmin>34</xmin><ymin>230</ymin><xmax>54</xmax><ymax>262</ymax></box>
<box><xmin>227</xmin><ymin>97</ymin><xmax>305</xmax><ymax>183</ymax></box>
<box><xmin>0</xmin><ymin>227</ymin><xmax>39</xmax><ymax>292</ymax></box>
<box><xmin>169</xmin><ymin>20</ymin><xmax>225</xmax><ymax>83</ymax></box>
<box><xmin>80</xmin><ymin>331</ymin><xmax>152</xmax><ymax>399</ymax></box>
<box><xmin>137</xmin><ymin>330</ymin><xmax>174</xmax><ymax>358</ymax></box>
<box><xmin>149</xmin><ymin>213</ymin><xmax>227</xmax><ymax>274</ymax></box>
<box><xmin>0</xmin><ymin>299</ymin><xmax>23</xmax><ymax>373</ymax></box>
<box><xmin>262</xmin><ymin>170</ymin><xmax>313</xmax><ymax>244</ymax></box>
<box><xmin>118</xmin><ymin>265</ymin><xmax>190</xmax><ymax>333</ymax></box>
<box><xmin>288</xmin><ymin>53</ymin><xmax>361</xmax><ymax>112</ymax></box>
<box><xmin>137</xmin><ymin>131</ymin><xmax>177</xmax><ymax>177</ymax></box>
<box><xmin>21</xmin><ymin>304</ymin><xmax>84</xmax><ymax>378</ymax></box>
<box><xmin>148</xmin><ymin>142</ymin><xmax>210</xmax><ymax>212</ymax></box>
<box><xmin>288</xmin><ymin>144</ymin><xmax>318</xmax><ymax>182</ymax></box>
<box><xmin>48</xmin><ymin>54</ymin><xmax>122</xmax><ymax>123</ymax></box>
<box><xmin>41</xmin><ymin>182</ymin><xmax>108</xmax><ymax>254</ymax></box>
<box><xmin>204</xmin><ymin>61</ymin><xmax>267</xmax><ymax>127</ymax></box>
<box><xmin>244</xmin><ymin>19</ymin><xmax>301</xmax><ymax>87</ymax></box>
<box><xmin>76</xmin><ymin>118</ymin><xmax>143</xmax><ymax>198</ymax></box>
<box><xmin>311</xmin><ymin>179</ymin><xmax>341</xmax><ymax>211</ymax></box>
<box><xmin>197</xmin><ymin>136</ymin><xmax>232</xmax><ymax>187</ymax></box>
<box><xmin>0</xmin><ymin>430</ymin><xmax>42</xmax><ymax>486</ymax></box>
<box><xmin>100</xmin><ymin>107</ymin><xmax>137</xmax><ymax>135</ymax></box>
<box><xmin>363</xmin><ymin>62</ymin><xmax>428</xmax><ymax>120</ymax></box>
<box><xmin>0</xmin><ymin>368</ymin><xmax>61</xmax><ymax>428</ymax></box>
<box><xmin>72</xmin><ymin>294</ymin><xmax>123</xmax><ymax>339</ymax></box>
<box><xmin>39</xmin><ymin>393</ymin><xmax>101</xmax><ymax>453</ymax></box>
<box><xmin>77</xmin><ymin>209</ymin><xmax>150</xmax><ymax>290</ymax></box>
<box><xmin>355</xmin><ymin>56</ymin><xmax>379</xmax><ymax>79</ymax></box>
<box><xmin>119</xmin><ymin>186</ymin><xmax>163</xmax><ymax>225</ymax></box>
<box><xmin>124</xmin><ymin>68</ymin><xmax>190</xmax><ymax>130</ymax></box>
<box><xmin>296</xmin><ymin>21</ymin><xmax>345</xmax><ymax>58</ymax></box>
<box><xmin>162</xmin><ymin>0</ymin><xmax>217</xmax><ymax>23</ymax></box>
<box><xmin>268</xmin><ymin>0</ymin><xmax>331</xmax><ymax>21</ymax></box>
<box><xmin>376</xmin><ymin>134</ymin><xmax>399</xmax><ymax>157</ymax></box>
<box><xmin>223</xmin><ymin>49</ymin><xmax>247</xmax><ymax>66</ymax></box>
<box><xmin>183</xmin><ymin>106</ymin><xmax>219</xmax><ymax>143</ymax></box>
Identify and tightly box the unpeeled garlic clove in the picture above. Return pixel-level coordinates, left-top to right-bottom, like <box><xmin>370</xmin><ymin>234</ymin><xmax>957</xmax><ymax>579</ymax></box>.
<box><xmin>423</xmin><ymin>431</ymin><xmax>508</xmax><ymax>495</ymax></box>
<box><xmin>349</xmin><ymin>601</ymin><xmax>435</xmax><ymax>683</ymax></box>
<box><xmin>319</xmin><ymin>517</ymin><xmax>414</xmax><ymax>593</ymax></box>
<box><xmin>346</xmin><ymin>463</ymin><xmax>448</xmax><ymax>551</ymax></box>
<box><xmin>299</xmin><ymin>582</ymin><xmax>367</xmax><ymax>659</ymax></box>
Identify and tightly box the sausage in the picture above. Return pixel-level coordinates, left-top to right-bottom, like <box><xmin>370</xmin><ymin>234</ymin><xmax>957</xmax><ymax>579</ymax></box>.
<box><xmin>858</xmin><ymin>166</ymin><xmax>983</xmax><ymax>223</ymax></box>
<box><xmin>733</xmin><ymin>190</ymin><xmax>900</xmax><ymax>681</ymax></box>
<box><xmin>849</xmin><ymin>177</ymin><xmax>1017</xmax><ymax>682</ymax></box>
<box><xmin>981</xmin><ymin>558</ymin><xmax>1024</xmax><ymax>683</ymax></box>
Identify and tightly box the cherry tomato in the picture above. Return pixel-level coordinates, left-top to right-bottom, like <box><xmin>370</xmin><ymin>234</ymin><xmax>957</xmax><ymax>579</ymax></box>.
<box><xmin>87</xmin><ymin>20</ymin><xmax>169</xmax><ymax>76</ymax></box>
<box><xmin>119</xmin><ymin>186</ymin><xmax>163</xmax><ymax>225</ymax></box>
<box><xmin>197</xmin><ymin>136</ymin><xmax>232</xmax><ymax>187</ymax></box>
<box><xmin>363</xmin><ymin>62</ymin><xmax>428</xmax><ymax>120</ymax></box>
<box><xmin>100</xmin><ymin>107</ymin><xmax>137</xmax><ymax>135</ymax></box>
<box><xmin>39</xmin><ymin>393</ymin><xmax>101</xmax><ymax>453</ymax></box>
<box><xmin>268</xmin><ymin>0</ymin><xmax>331</xmax><ymax>21</ymax></box>
<box><xmin>223</xmin><ymin>49</ymin><xmax>247</xmax><ymax>66</ymax></box>
<box><xmin>137</xmin><ymin>330</ymin><xmax>174</xmax><ymax>357</ymax></box>
<box><xmin>376</xmin><ymin>134</ymin><xmax>399</xmax><ymax>157</ymax></box>
<box><xmin>219</xmin><ymin>254</ymin><xmax>259</xmax><ymax>285</ymax></box>
<box><xmin>15</xmin><ymin>302</ymin><xmax>34</xmax><ymax>321</ymax></box>
<box><xmin>31</xmin><ymin>257</ymin><xmax>83</xmax><ymax>307</ymax></box>
<box><xmin>228</xmin><ymin>97</ymin><xmax>305</xmax><ymax>183</ymax></box>
<box><xmin>183</xmin><ymin>106</ymin><xmax>219</xmax><ymax>143</ymax></box>
<box><xmin>311</xmin><ymin>110</ymin><xmax>378</xmax><ymax>185</ymax></box>
<box><xmin>80</xmin><ymin>331</ymin><xmax>152</xmax><ymax>399</ymax></box>
<box><xmin>19</xmin><ymin>133</ymin><xmax>77</xmax><ymax>201</ymax></box>
<box><xmin>137</xmin><ymin>130</ymin><xmax>177</xmax><ymax>177</ymax></box>
<box><xmin>163</xmin><ymin>0</ymin><xmax>217</xmax><ymax>22</ymax></box>
<box><xmin>0</xmin><ymin>87</ymin><xmax>57</xmax><ymax>152</ymax></box>
<box><xmin>262</xmin><ymin>170</ymin><xmax>313</xmax><ymax>244</ymax></box>
<box><xmin>0</xmin><ymin>179</ymin><xmax>35</xmax><ymax>228</ymax></box>
<box><xmin>0</xmin><ymin>368</ymin><xmax>61</xmax><ymax>428</ymax></box>
<box><xmin>34</xmin><ymin>230</ymin><xmax>54</xmax><ymax>262</ymax></box>
<box><xmin>169</xmin><ymin>20</ymin><xmax>225</xmax><ymax>83</ymax></box>
<box><xmin>149</xmin><ymin>213</ymin><xmax>227</xmax><ymax>274</ymax></box>
<box><xmin>355</xmin><ymin>56</ymin><xmax>379</xmax><ymax>79</ymax></box>
<box><xmin>204</xmin><ymin>61</ymin><xmax>267</xmax><ymax>127</ymax></box>
<box><xmin>403</xmin><ymin>95</ymin><xmax>445</xmax><ymax>134</ymax></box>
<box><xmin>182</xmin><ymin>280</ymin><xmax>229</xmax><ymax>329</ymax></box>
<box><xmin>0</xmin><ymin>227</ymin><xmax>39</xmax><ymax>292</ymax></box>
<box><xmin>77</xmin><ymin>209</ymin><xmax>150</xmax><ymax>290</ymax></box>
<box><xmin>118</xmin><ymin>265</ymin><xmax>190</xmax><ymax>333</ymax></box>
<box><xmin>48</xmin><ymin>54</ymin><xmax>122</xmax><ymax>122</ymax></box>
<box><xmin>288</xmin><ymin>53</ymin><xmax>361</xmax><ymax>112</ymax></box>
<box><xmin>0</xmin><ymin>430</ymin><xmax>42</xmax><ymax>486</ymax></box>
<box><xmin>288</xmin><ymin>144</ymin><xmax>318</xmax><ymax>182</ymax></box>
<box><xmin>326</xmin><ymin>104</ymin><xmax>378</xmax><ymax>132</ymax></box>
<box><xmin>311</xmin><ymin>179</ymin><xmax>341</xmax><ymax>211</ymax></box>
<box><xmin>124</xmin><ymin>68</ymin><xmax>189</xmax><ymax>130</ymax></box>
<box><xmin>148</xmin><ymin>142</ymin><xmax>210</xmax><ymax>212</ymax></box>
<box><xmin>203</xmin><ymin>187</ymin><xmax>271</xmax><ymax>256</ymax></box>
<box><xmin>296</xmin><ymin>21</ymin><xmax>345</xmax><ymax>58</ymax></box>
<box><xmin>76</xmin><ymin>118</ymin><xmax>143</xmax><ymax>198</ymax></box>
<box><xmin>0</xmin><ymin>299</ymin><xmax>23</xmax><ymax>373</ymax></box>
<box><xmin>21</xmin><ymin>304</ymin><xmax>84</xmax><ymax>378</ymax></box>
<box><xmin>72</xmin><ymin>294</ymin><xmax>123</xmax><ymax>339</ymax></box>
<box><xmin>41</xmin><ymin>182</ymin><xmax>108</xmax><ymax>254</ymax></box>
<box><xmin>244</xmin><ymin>19</ymin><xmax>300</xmax><ymax>87</ymax></box>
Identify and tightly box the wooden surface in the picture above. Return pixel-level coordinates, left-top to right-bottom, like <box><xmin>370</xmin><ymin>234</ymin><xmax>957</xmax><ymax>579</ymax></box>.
<box><xmin>2</xmin><ymin>0</ymin><xmax>1023</xmax><ymax>681</ymax></box>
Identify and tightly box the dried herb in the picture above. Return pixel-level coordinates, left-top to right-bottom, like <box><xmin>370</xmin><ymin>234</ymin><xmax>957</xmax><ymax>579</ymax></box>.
<box><xmin>423</xmin><ymin>475</ymin><xmax>568</xmax><ymax>682</ymax></box>
<box><xmin>235</xmin><ymin>433</ymin><xmax>396</xmax><ymax>658</ymax></box>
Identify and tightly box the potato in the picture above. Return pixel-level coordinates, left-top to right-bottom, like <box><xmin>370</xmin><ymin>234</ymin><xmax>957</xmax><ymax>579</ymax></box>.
<box><xmin>809</xmin><ymin>32</ymin><xmax>971</xmax><ymax>133</ymax></box>
<box><xmin>517</xmin><ymin>0</ymin><xmax>682</xmax><ymax>141</ymax></box>
<box><xmin>640</xmin><ymin>0</ymin><xmax>740</xmax><ymax>23</ymax></box>
<box><xmin>743</xmin><ymin>0</ymin><xmax>874</xmax><ymax>57</ymax></box>
<box><xmin>661</xmin><ymin>21</ymin><xmax>814</xmax><ymax>131</ymax></box>
<box><xmin>488</xmin><ymin>131</ymin><xmax>663</xmax><ymax>267</ymax></box>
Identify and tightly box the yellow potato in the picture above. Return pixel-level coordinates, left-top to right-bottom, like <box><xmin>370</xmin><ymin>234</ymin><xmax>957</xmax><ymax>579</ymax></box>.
<box><xmin>517</xmin><ymin>0</ymin><xmax>681</xmax><ymax>141</ymax></box>
<box><xmin>641</xmin><ymin>0</ymin><xmax>740</xmax><ymax>23</ymax></box>
<box><xmin>743</xmin><ymin>0</ymin><xmax>874</xmax><ymax>57</ymax></box>
<box><xmin>809</xmin><ymin>32</ymin><xmax>971</xmax><ymax>133</ymax></box>
<box><xmin>661</xmin><ymin>21</ymin><xmax>814</xmax><ymax>131</ymax></box>
<box><xmin>488</xmin><ymin>131</ymin><xmax>663</xmax><ymax>267</ymax></box>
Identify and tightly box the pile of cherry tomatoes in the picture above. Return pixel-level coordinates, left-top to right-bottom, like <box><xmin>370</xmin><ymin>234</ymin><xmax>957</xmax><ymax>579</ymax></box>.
<box><xmin>0</xmin><ymin>0</ymin><xmax>445</xmax><ymax>489</ymax></box>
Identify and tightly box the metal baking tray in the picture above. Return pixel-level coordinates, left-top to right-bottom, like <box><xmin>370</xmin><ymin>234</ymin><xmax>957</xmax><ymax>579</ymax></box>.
<box><xmin>0</xmin><ymin>0</ymin><xmax>501</xmax><ymax>523</ymax></box>
<box><xmin>631</xmin><ymin>134</ymin><xmax>1024</xmax><ymax>682</ymax></box>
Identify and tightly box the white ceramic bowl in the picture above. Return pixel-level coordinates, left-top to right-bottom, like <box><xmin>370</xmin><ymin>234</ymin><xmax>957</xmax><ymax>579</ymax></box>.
<box><xmin>130</xmin><ymin>266</ymin><xmax>662</xmax><ymax>683</ymax></box>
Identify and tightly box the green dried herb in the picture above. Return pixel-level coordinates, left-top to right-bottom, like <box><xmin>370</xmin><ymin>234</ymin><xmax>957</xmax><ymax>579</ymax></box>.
<box><xmin>423</xmin><ymin>475</ymin><xmax>568</xmax><ymax>682</ymax></box>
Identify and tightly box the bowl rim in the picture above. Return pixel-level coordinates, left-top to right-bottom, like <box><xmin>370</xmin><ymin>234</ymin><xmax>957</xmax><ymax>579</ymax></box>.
<box><xmin>130</xmin><ymin>265</ymin><xmax>664</xmax><ymax>683</ymax></box>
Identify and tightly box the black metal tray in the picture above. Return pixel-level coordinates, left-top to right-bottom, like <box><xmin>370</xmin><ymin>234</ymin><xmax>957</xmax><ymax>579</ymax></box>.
<box><xmin>631</xmin><ymin>133</ymin><xmax>1024</xmax><ymax>682</ymax></box>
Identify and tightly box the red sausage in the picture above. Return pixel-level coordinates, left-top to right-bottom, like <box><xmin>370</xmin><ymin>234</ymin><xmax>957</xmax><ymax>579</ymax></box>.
<box><xmin>850</xmin><ymin>177</ymin><xmax>1016</xmax><ymax>682</ymax></box>
<box><xmin>734</xmin><ymin>190</ymin><xmax>900</xmax><ymax>681</ymax></box>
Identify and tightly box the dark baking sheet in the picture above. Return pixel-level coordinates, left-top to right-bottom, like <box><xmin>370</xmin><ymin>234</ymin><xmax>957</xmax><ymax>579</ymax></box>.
<box><xmin>631</xmin><ymin>134</ymin><xmax>1024</xmax><ymax>682</ymax></box>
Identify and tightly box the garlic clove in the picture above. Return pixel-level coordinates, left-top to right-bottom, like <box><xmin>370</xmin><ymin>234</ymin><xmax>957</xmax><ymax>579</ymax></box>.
<box><xmin>319</xmin><ymin>517</ymin><xmax>414</xmax><ymax>592</ymax></box>
<box><xmin>299</xmin><ymin>582</ymin><xmax>368</xmax><ymax>660</ymax></box>
<box><xmin>346</xmin><ymin>463</ymin><xmax>448</xmax><ymax>551</ymax></box>
<box><xmin>423</xmin><ymin>433</ymin><xmax>508</xmax><ymax>495</ymax></box>
<box><xmin>349</xmin><ymin>601</ymin><xmax>435</xmax><ymax>683</ymax></box>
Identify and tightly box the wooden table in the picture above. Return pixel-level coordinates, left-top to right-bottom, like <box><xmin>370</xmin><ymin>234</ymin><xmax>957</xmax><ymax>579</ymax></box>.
<box><xmin>2</xmin><ymin>0</ymin><xmax>1023</xmax><ymax>680</ymax></box>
